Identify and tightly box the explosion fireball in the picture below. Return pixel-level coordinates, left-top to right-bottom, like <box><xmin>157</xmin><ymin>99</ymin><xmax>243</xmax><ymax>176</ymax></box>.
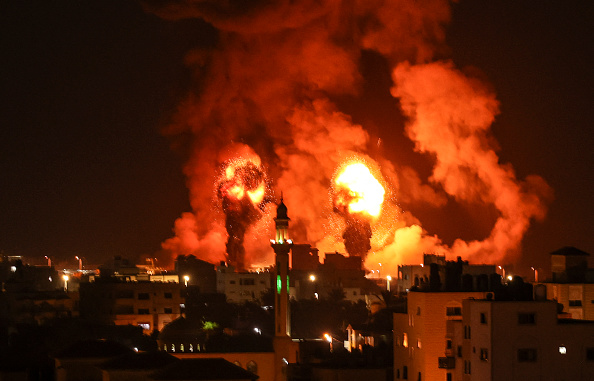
<box><xmin>333</xmin><ymin>162</ymin><xmax>386</xmax><ymax>259</ymax></box>
<box><xmin>217</xmin><ymin>157</ymin><xmax>270</xmax><ymax>271</ymax></box>
<box><xmin>153</xmin><ymin>0</ymin><xmax>552</xmax><ymax>274</ymax></box>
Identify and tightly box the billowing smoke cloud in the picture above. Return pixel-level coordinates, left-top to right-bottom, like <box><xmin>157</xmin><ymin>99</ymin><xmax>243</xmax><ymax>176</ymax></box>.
<box><xmin>146</xmin><ymin>0</ymin><xmax>552</xmax><ymax>272</ymax></box>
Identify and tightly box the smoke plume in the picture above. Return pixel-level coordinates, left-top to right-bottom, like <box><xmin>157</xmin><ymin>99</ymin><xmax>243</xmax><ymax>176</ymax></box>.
<box><xmin>146</xmin><ymin>0</ymin><xmax>552</xmax><ymax>273</ymax></box>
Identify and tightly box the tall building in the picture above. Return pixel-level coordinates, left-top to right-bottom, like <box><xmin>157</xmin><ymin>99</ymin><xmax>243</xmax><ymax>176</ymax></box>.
<box><xmin>393</xmin><ymin>290</ymin><xmax>488</xmax><ymax>381</ymax></box>
<box><xmin>442</xmin><ymin>298</ymin><xmax>594</xmax><ymax>381</ymax></box>
<box><xmin>271</xmin><ymin>197</ymin><xmax>299</xmax><ymax>381</ymax></box>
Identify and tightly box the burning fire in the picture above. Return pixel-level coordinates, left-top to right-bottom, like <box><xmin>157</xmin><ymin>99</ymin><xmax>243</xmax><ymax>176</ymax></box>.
<box><xmin>217</xmin><ymin>156</ymin><xmax>271</xmax><ymax>271</ymax></box>
<box><xmin>334</xmin><ymin>163</ymin><xmax>385</xmax><ymax>218</ymax></box>
<box><xmin>220</xmin><ymin>158</ymin><xmax>267</xmax><ymax>206</ymax></box>
<box><xmin>153</xmin><ymin>1</ymin><xmax>552</xmax><ymax>273</ymax></box>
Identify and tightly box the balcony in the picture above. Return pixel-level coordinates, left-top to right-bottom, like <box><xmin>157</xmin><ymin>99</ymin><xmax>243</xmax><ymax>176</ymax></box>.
<box><xmin>438</xmin><ymin>357</ymin><xmax>456</xmax><ymax>369</ymax></box>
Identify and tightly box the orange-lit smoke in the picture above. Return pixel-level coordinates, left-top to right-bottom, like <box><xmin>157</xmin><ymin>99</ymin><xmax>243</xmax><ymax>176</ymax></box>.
<box><xmin>333</xmin><ymin>161</ymin><xmax>386</xmax><ymax>258</ymax></box>
<box><xmin>147</xmin><ymin>1</ymin><xmax>552</xmax><ymax>273</ymax></box>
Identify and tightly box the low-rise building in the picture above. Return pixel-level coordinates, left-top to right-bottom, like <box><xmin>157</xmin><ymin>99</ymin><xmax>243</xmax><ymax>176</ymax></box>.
<box><xmin>79</xmin><ymin>280</ymin><xmax>184</xmax><ymax>333</ymax></box>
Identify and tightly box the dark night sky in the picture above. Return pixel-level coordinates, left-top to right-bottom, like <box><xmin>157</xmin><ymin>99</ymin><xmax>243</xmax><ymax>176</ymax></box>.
<box><xmin>1</xmin><ymin>1</ymin><xmax>592</xmax><ymax>272</ymax></box>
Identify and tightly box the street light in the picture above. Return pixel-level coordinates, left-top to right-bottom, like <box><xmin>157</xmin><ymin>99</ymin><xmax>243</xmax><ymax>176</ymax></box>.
<box><xmin>63</xmin><ymin>275</ymin><xmax>69</xmax><ymax>291</ymax></box>
<box><xmin>45</xmin><ymin>256</ymin><xmax>51</xmax><ymax>267</ymax></box>
<box><xmin>183</xmin><ymin>275</ymin><xmax>190</xmax><ymax>287</ymax></box>
<box><xmin>309</xmin><ymin>274</ymin><xmax>316</xmax><ymax>282</ymax></box>
<box><xmin>75</xmin><ymin>256</ymin><xmax>82</xmax><ymax>271</ymax></box>
<box><xmin>531</xmin><ymin>267</ymin><xmax>539</xmax><ymax>282</ymax></box>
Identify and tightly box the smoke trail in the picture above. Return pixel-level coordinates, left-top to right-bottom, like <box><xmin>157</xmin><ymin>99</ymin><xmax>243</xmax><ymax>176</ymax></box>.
<box><xmin>146</xmin><ymin>1</ymin><xmax>552</xmax><ymax>272</ymax></box>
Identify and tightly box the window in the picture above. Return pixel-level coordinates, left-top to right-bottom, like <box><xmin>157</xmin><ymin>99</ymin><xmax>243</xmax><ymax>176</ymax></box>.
<box><xmin>138</xmin><ymin>293</ymin><xmax>150</xmax><ymax>300</ymax></box>
<box><xmin>189</xmin><ymin>344</ymin><xmax>193</xmax><ymax>352</ymax></box>
<box><xmin>517</xmin><ymin>348</ymin><xmax>537</xmax><ymax>362</ymax></box>
<box><xmin>417</xmin><ymin>338</ymin><xmax>421</xmax><ymax>348</ymax></box>
<box><xmin>586</xmin><ymin>348</ymin><xmax>594</xmax><ymax>361</ymax></box>
<box><xmin>569</xmin><ymin>300</ymin><xmax>582</xmax><ymax>307</ymax></box>
<box><xmin>164</xmin><ymin>307</ymin><xmax>173</xmax><ymax>314</ymax></box>
<box><xmin>518</xmin><ymin>313</ymin><xmax>536</xmax><ymax>324</ymax></box>
<box><xmin>480</xmin><ymin>313</ymin><xmax>487</xmax><ymax>324</ymax></box>
<box><xmin>457</xmin><ymin>346</ymin><xmax>462</xmax><ymax>358</ymax></box>
<box><xmin>233</xmin><ymin>361</ymin><xmax>241</xmax><ymax>367</ymax></box>
<box><xmin>403</xmin><ymin>333</ymin><xmax>408</xmax><ymax>348</ymax></box>
<box><xmin>464</xmin><ymin>326</ymin><xmax>471</xmax><ymax>339</ymax></box>
<box><xmin>229</xmin><ymin>280</ymin><xmax>236</xmax><ymax>284</ymax></box>
<box><xmin>464</xmin><ymin>360</ymin><xmax>471</xmax><ymax>374</ymax></box>
<box><xmin>171</xmin><ymin>344</ymin><xmax>175</xmax><ymax>352</ymax></box>
<box><xmin>396</xmin><ymin>369</ymin><xmax>400</xmax><ymax>379</ymax></box>
<box><xmin>417</xmin><ymin>307</ymin><xmax>421</xmax><ymax>315</ymax></box>
<box><xmin>138</xmin><ymin>323</ymin><xmax>150</xmax><ymax>330</ymax></box>
<box><xmin>446</xmin><ymin>339</ymin><xmax>452</xmax><ymax>349</ymax></box>
<box><xmin>417</xmin><ymin>372</ymin><xmax>421</xmax><ymax>381</ymax></box>
<box><xmin>164</xmin><ymin>292</ymin><xmax>173</xmax><ymax>299</ymax></box>
<box><xmin>558</xmin><ymin>346</ymin><xmax>567</xmax><ymax>354</ymax></box>
<box><xmin>480</xmin><ymin>348</ymin><xmax>488</xmax><ymax>361</ymax></box>
<box><xmin>446</xmin><ymin>307</ymin><xmax>462</xmax><ymax>316</ymax></box>
<box><xmin>240</xmin><ymin>278</ymin><xmax>255</xmax><ymax>286</ymax></box>
<box><xmin>446</xmin><ymin>373</ymin><xmax>452</xmax><ymax>381</ymax></box>
<box><xmin>403</xmin><ymin>366</ymin><xmax>408</xmax><ymax>379</ymax></box>
<box><xmin>247</xmin><ymin>361</ymin><xmax>258</xmax><ymax>374</ymax></box>
<box><xmin>138</xmin><ymin>308</ymin><xmax>150</xmax><ymax>314</ymax></box>
<box><xmin>180</xmin><ymin>344</ymin><xmax>184</xmax><ymax>352</ymax></box>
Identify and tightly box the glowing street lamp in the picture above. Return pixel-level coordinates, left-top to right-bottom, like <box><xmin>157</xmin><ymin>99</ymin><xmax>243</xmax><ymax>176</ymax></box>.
<box><xmin>45</xmin><ymin>256</ymin><xmax>51</xmax><ymax>267</ymax></box>
<box><xmin>323</xmin><ymin>333</ymin><xmax>334</xmax><ymax>352</ymax></box>
<box><xmin>75</xmin><ymin>256</ymin><xmax>82</xmax><ymax>271</ymax></box>
<box><xmin>531</xmin><ymin>267</ymin><xmax>539</xmax><ymax>282</ymax></box>
<box><xmin>63</xmin><ymin>275</ymin><xmax>69</xmax><ymax>291</ymax></box>
<box><xmin>183</xmin><ymin>275</ymin><xmax>190</xmax><ymax>287</ymax></box>
<box><xmin>309</xmin><ymin>274</ymin><xmax>316</xmax><ymax>282</ymax></box>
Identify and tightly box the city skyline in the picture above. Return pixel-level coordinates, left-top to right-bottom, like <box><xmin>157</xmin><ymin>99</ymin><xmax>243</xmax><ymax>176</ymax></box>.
<box><xmin>1</xmin><ymin>0</ymin><xmax>592</xmax><ymax>274</ymax></box>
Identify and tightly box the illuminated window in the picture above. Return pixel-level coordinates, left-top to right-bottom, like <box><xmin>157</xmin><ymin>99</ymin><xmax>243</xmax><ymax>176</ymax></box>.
<box><xmin>403</xmin><ymin>333</ymin><xmax>408</xmax><ymax>348</ymax></box>
<box><xmin>234</xmin><ymin>361</ymin><xmax>242</xmax><ymax>367</ymax></box>
<box><xmin>417</xmin><ymin>338</ymin><xmax>421</xmax><ymax>348</ymax></box>
<box><xmin>138</xmin><ymin>323</ymin><xmax>150</xmax><ymax>330</ymax></box>
<box><xmin>517</xmin><ymin>348</ymin><xmax>537</xmax><ymax>362</ymax></box>
<box><xmin>180</xmin><ymin>344</ymin><xmax>184</xmax><ymax>352</ymax></box>
<box><xmin>189</xmin><ymin>344</ymin><xmax>193</xmax><ymax>352</ymax></box>
<box><xmin>558</xmin><ymin>346</ymin><xmax>567</xmax><ymax>354</ymax></box>
<box><xmin>171</xmin><ymin>344</ymin><xmax>175</xmax><ymax>352</ymax></box>
<box><xmin>163</xmin><ymin>344</ymin><xmax>167</xmax><ymax>351</ymax></box>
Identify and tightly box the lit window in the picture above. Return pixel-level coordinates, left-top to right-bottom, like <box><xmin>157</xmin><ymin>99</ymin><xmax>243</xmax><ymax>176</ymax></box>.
<box><xmin>138</xmin><ymin>323</ymin><xmax>150</xmax><ymax>330</ymax></box>
<box><xmin>171</xmin><ymin>344</ymin><xmax>175</xmax><ymax>352</ymax></box>
<box><xmin>559</xmin><ymin>346</ymin><xmax>567</xmax><ymax>354</ymax></box>
<box><xmin>247</xmin><ymin>361</ymin><xmax>258</xmax><ymax>374</ymax></box>
<box><xmin>417</xmin><ymin>338</ymin><xmax>421</xmax><ymax>348</ymax></box>
<box><xmin>403</xmin><ymin>333</ymin><xmax>408</xmax><ymax>348</ymax></box>
<box><xmin>189</xmin><ymin>344</ymin><xmax>193</xmax><ymax>352</ymax></box>
<box><xmin>180</xmin><ymin>344</ymin><xmax>184</xmax><ymax>352</ymax></box>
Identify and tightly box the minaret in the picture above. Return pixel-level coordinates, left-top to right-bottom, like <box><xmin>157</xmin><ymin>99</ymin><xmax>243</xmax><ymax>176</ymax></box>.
<box><xmin>271</xmin><ymin>195</ymin><xmax>298</xmax><ymax>381</ymax></box>
<box><xmin>272</xmin><ymin>194</ymin><xmax>291</xmax><ymax>337</ymax></box>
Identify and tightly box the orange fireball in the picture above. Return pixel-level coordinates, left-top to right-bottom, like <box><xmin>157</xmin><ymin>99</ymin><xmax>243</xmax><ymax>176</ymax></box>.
<box><xmin>334</xmin><ymin>163</ymin><xmax>385</xmax><ymax>218</ymax></box>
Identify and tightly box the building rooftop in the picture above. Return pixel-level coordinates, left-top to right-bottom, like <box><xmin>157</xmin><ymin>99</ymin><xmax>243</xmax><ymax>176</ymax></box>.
<box><xmin>100</xmin><ymin>351</ymin><xmax>179</xmax><ymax>370</ymax></box>
<box><xmin>149</xmin><ymin>358</ymin><xmax>258</xmax><ymax>380</ymax></box>
<box><xmin>551</xmin><ymin>246</ymin><xmax>590</xmax><ymax>256</ymax></box>
<box><xmin>55</xmin><ymin>339</ymin><xmax>135</xmax><ymax>359</ymax></box>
